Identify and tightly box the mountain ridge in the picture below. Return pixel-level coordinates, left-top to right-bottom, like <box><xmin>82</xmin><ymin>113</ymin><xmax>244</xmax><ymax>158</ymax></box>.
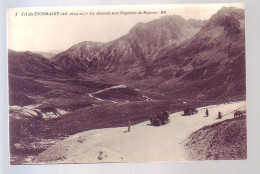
<box><xmin>51</xmin><ymin>14</ymin><xmax>206</xmax><ymax>73</ymax></box>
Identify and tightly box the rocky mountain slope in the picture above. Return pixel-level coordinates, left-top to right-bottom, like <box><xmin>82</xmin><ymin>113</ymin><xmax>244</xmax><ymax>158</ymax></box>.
<box><xmin>50</xmin><ymin>7</ymin><xmax>245</xmax><ymax>102</ymax></box>
<box><xmin>185</xmin><ymin>114</ymin><xmax>247</xmax><ymax>160</ymax></box>
<box><xmin>51</xmin><ymin>15</ymin><xmax>205</xmax><ymax>73</ymax></box>
<box><xmin>148</xmin><ymin>7</ymin><xmax>245</xmax><ymax>101</ymax></box>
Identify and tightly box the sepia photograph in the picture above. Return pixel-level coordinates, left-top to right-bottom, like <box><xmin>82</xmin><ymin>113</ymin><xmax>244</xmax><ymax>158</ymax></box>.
<box><xmin>7</xmin><ymin>3</ymin><xmax>246</xmax><ymax>165</ymax></box>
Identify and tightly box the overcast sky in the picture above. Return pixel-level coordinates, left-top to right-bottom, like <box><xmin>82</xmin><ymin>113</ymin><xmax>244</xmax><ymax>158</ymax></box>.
<box><xmin>8</xmin><ymin>3</ymin><xmax>244</xmax><ymax>53</ymax></box>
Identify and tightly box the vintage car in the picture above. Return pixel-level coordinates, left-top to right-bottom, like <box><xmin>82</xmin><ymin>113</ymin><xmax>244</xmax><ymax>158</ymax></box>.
<box><xmin>234</xmin><ymin>110</ymin><xmax>246</xmax><ymax>118</ymax></box>
<box><xmin>150</xmin><ymin>111</ymin><xmax>170</xmax><ymax>126</ymax></box>
<box><xmin>183</xmin><ymin>107</ymin><xmax>198</xmax><ymax>116</ymax></box>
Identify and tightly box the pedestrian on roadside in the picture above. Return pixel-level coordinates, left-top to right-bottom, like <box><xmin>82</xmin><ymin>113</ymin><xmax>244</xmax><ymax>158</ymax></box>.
<box><xmin>218</xmin><ymin>111</ymin><xmax>222</xmax><ymax>119</ymax></box>
<box><xmin>127</xmin><ymin>121</ymin><xmax>131</xmax><ymax>132</ymax></box>
<box><xmin>206</xmin><ymin>108</ymin><xmax>209</xmax><ymax>117</ymax></box>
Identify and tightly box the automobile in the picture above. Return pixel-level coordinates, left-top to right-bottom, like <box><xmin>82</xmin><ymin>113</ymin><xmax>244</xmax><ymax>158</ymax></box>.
<box><xmin>150</xmin><ymin>111</ymin><xmax>170</xmax><ymax>126</ymax></box>
<box><xmin>183</xmin><ymin>107</ymin><xmax>198</xmax><ymax>116</ymax></box>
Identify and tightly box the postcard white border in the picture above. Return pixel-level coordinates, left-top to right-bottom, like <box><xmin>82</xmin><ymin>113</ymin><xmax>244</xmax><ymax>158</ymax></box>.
<box><xmin>1</xmin><ymin>0</ymin><xmax>260</xmax><ymax>174</ymax></box>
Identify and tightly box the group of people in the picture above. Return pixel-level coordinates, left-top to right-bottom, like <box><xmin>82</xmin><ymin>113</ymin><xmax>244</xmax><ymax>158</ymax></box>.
<box><xmin>205</xmin><ymin>108</ymin><xmax>223</xmax><ymax>119</ymax></box>
<box><xmin>234</xmin><ymin>110</ymin><xmax>243</xmax><ymax>118</ymax></box>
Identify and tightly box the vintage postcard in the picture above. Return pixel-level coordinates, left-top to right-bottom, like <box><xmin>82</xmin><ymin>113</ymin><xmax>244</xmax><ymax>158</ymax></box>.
<box><xmin>8</xmin><ymin>3</ymin><xmax>246</xmax><ymax>164</ymax></box>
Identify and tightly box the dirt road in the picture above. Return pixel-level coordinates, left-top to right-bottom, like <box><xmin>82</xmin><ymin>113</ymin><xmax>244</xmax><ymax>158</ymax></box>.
<box><xmin>34</xmin><ymin>101</ymin><xmax>246</xmax><ymax>163</ymax></box>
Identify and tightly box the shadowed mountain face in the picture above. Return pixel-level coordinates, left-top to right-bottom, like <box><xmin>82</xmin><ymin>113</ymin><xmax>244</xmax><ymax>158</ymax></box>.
<box><xmin>8</xmin><ymin>50</ymin><xmax>78</xmax><ymax>106</ymax></box>
<box><xmin>9</xmin><ymin>50</ymin><xmax>58</xmax><ymax>77</ymax></box>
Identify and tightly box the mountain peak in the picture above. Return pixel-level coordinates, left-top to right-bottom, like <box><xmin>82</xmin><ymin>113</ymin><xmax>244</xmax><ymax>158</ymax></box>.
<box><xmin>211</xmin><ymin>6</ymin><xmax>244</xmax><ymax>22</ymax></box>
<box><xmin>69</xmin><ymin>41</ymin><xmax>104</xmax><ymax>51</ymax></box>
<box><xmin>129</xmin><ymin>14</ymin><xmax>186</xmax><ymax>33</ymax></box>
<box><xmin>217</xmin><ymin>6</ymin><xmax>244</xmax><ymax>15</ymax></box>
<box><xmin>201</xmin><ymin>6</ymin><xmax>244</xmax><ymax>35</ymax></box>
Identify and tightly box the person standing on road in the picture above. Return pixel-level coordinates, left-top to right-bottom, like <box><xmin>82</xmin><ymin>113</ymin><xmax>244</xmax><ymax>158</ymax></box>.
<box><xmin>127</xmin><ymin>121</ymin><xmax>131</xmax><ymax>132</ymax></box>
<box><xmin>218</xmin><ymin>111</ymin><xmax>222</xmax><ymax>119</ymax></box>
<box><xmin>206</xmin><ymin>108</ymin><xmax>209</xmax><ymax>117</ymax></box>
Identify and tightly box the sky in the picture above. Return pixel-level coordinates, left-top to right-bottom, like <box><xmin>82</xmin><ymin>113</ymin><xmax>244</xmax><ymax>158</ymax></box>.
<box><xmin>8</xmin><ymin>3</ymin><xmax>244</xmax><ymax>53</ymax></box>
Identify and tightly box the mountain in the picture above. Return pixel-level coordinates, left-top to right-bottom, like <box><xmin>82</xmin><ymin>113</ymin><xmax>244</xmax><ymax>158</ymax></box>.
<box><xmin>8</xmin><ymin>7</ymin><xmax>245</xmax><ymax>113</ymax></box>
<box><xmin>8</xmin><ymin>49</ymin><xmax>151</xmax><ymax>107</ymax></box>
<box><xmin>50</xmin><ymin>7</ymin><xmax>245</xmax><ymax>102</ymax></box>
<box><xmin>149</xmin><ymin>7</ymin><xmax>245</xmax><ymax>101</ymax></box>
<box><xmin>51</xmin><ymin>15</ymin><xmax>206</xmax><ymax>73</ymax></box>
<box><xmin>8</xmin><ymin>50</ymin><xmax>58</xmax><ymax>76</ymax></box>
<box><xmin>8</xmin><ymin>50</ymin><xmax>65</xmax><ymax>106</ymax></box>
<box><xmin>51</xmin><ymin>41</ymin><xmax>105</xmax><ymax>72</ymax></box>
